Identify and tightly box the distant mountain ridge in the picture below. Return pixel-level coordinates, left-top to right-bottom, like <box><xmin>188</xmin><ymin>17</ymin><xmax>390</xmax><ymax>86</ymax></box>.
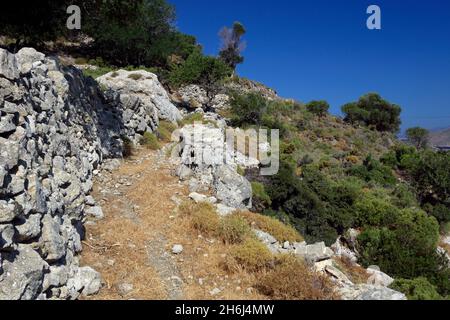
<box><xmin>430</xmin><ymin>127</ymin><xmax>450</xmax><ymax>146</ymax></box>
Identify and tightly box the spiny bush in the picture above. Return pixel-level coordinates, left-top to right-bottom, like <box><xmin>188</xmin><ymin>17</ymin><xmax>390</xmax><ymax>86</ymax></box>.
<box><xmin>227</xmin><ymin>238</ymin><xmax>273</xmax><ymax>272</ymax></box>
<box><xmin>237</xmin><ymin>211</ymin><xmax>302</xmax><ymax>243</ymax></box>
<box><xmin>256</xmin><ymin>255</ymin><xmax>338</xmax><ymax>300</ymax></box>
<box><xmin>179</xmin><ymin>201</ymin><xmax>220</xmax><ymax>236</ymax></box>
<box><xmin>216</xmin><ymin>215</ymin><xmax>252</xmax><ymax>244</ymax></box>
<box><xmin>140</xmin><ymin>132</ymin><xmax>161</xmax><ymax>150</ymax></box>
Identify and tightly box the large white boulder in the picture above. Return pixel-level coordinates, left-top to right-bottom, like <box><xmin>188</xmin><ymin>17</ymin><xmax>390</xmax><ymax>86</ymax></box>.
<box><xmin>97</xmin><ymin>70</ymin><xmax>182</xmax><ymax>123</ymax></box>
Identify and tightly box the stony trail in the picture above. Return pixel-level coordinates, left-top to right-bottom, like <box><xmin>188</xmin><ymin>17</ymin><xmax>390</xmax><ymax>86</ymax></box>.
<box><xmin>80</xmin><ymin>147</ymin><xmax>264</xmax><ymax>300</ymax></box>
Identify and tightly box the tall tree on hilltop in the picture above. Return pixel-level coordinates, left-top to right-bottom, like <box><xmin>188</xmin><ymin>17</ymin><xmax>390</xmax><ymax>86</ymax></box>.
<box><xmin>218</xmin><ymin>22</ymin><xmax>246</xmax><ymax>73</ymax></box>
<box><xmin>406</xmin><ymin>127</ymin><xmax>430</xmax><ymax>149</ymax></box>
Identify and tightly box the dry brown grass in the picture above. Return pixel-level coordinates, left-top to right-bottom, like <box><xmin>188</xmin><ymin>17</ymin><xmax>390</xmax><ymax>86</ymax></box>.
<box><xmin>332</xmin><ymin>256</ymin><xmax>370</xmax><ymax>284</ymax></box>
<box><xmin>256</xmin><ymin>255</ymin><xmax>339</xmax><ymax>300</ymax></box>
<box><xmin>81</xmin><ymin>147</ymin><xmax>338</xmax><ymax>301</ymax></box>
<box><xmin>226</xmin><ymin>238</ymin><xmax>274</xmax><ymax>272</ymax></box>
<box><xmin>237</xmin><ymin>211</ymin><xmax>303</xmax><ymax>243</ymax></box>
<box><xmin>179</xmin><ymin>201</ymin><xmax>220</xmax><ymax>236</ymax></box>
<box><xmin>217</xmin><ymin>215</ymin><xmax>252</xmax><ymax>244</ymax></box>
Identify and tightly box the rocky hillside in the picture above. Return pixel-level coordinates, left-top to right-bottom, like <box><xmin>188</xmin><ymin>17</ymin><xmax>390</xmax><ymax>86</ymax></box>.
<box><xmin>0</xmin><ymin>48</ymin><xmax>437</xmax><ymax>301</ymax></box>
<box><xmin>0</xmin><ymin>48</ymin><xmax>178</xmax><ymax>299</ymax></box>
<box><xmin>430</xmin><ymin>127</ymin><xmax>450</xmax><ymax>146</ymax></box>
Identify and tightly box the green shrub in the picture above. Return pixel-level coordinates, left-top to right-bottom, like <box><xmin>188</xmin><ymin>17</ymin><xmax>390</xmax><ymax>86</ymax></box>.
<box><xmin>168</xmin><ymin>49</ymin><xmax>231</xmax><ymax>91</ymax></box>
<box><xmin>390</xmin><ymin>277</ymin><xmax>442</xmax><ymax>300</ymax></box>
<box><xmin>251</xmin><ymin>182</ymin><xmax>272</xmax><ymax>210</ymax></box>
<box><xmin>357</xmin><ymin>208</ymin><xmax>440</xmax><ymax>279</ymax></box>
<box><xmin>341</xmin><ymin>93</ymin><xmax>402</xmax><ymax>133</ymax></box>
<box><xmin>348</xmin><ymin>155</ymin><xmax>397</xmax><ymax>186</ymax></box>
<box><xmin>353</xmin><ymin>193</ymin><xmax>399</xmax><ymax>227</ymax></box>
<box><xmin>306</xmin><ymin>100</ymin><xmax>329</xmax><ymax>117</ymax></box>
<box><xmin>140</xmin><ymin>132</ymin><xmax>161</xmax><ymax>150</ymax></box>
<box><xmin>229</xmin><ymin>92</ymin><xmax>269</xmax><ymax>127</ymax></box>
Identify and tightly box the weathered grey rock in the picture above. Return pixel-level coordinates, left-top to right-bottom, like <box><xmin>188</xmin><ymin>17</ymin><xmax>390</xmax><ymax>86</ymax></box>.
<box><xmin>85</xmin><ymin>196</ymin><xmax>96</xmax><ymax>206</ymax></box>
<box><xmin>172</xmin><ymin>244</ymin><xmax>184</xmax><ymax>255</ymax></box>
<box><xmin>0</xmin><ymin>113</ymin><xmax>17</xmax><ymax>134</ymax></box>
<box><xmin>40</xmin><ymin>215</ymin><xmax>65</xmax><ymax>262</ymax></box>
<box><xmin>254</xmin><ymin>229</ymin><xmax>278</xmax><ymax>245</ymax></box>
<box><xmin>325</xmin><ymin>265</ymin><xmax>353</xmax><ymax>285</ymax></box>
<box><xmin>0</xmin><ymin>224</ymin><xmax>15</xmax><ymax>250</ymax></box>
<box><xmin>67</xmin><ymin>266</ymin><xmax>102</xmax><ymax>297</ymax></box>
<box><xmin>85</xmin><ymin>206</ymin><xmax>104</xmax><ymax>219</ymax></box>
<box><xmin>16</xmin><ymin>48</ymin><xmax>45</xmax><ymax>75</ymax></box>
<box><xmin>296</xmin><ymin>242</ymin><xmax>334</xmax><ymax>263</ymax></box>
<box><xmin>215</xmin><ymin>203</ymin><xmax>236</xmax><ymax>216</ymax></box>
<box><xmin>188</xmin><ymin>192</ymin><xmax>217</xmax><ymax>204</ymax></box>
<box><xmin>213</xmin><ymin>166</ymin><xmax>252</xmax><ymax>209</ymax></box>
<box><xmin>341</xmin><ymin>284</ymin><xmax>407</xmax><ymax>301</ymax></box>
<box><xmin>42</xmin><ymin>265</ymin><xmax>69</xmax><ymax>292</ymax></box>
<box><xmin>15</xmin><ymin>214</ymin><xmax>41</xmax><ymax>241</ymax></box>
<box><xmin>0</xmin><ymin>200</ymin><xmax>21</xmax><ymax>223</ymax></box>
<box><xmin>0</xmin><ymin>244</ymin><xmax>48</xmax><ymax>300</ymax></box>
<box><xmin>117</xmin><ymin>282</ymin><xmax>134</xmax><ymax>296</ymax></box>
<box><xmin>211</xmin><ymin>94</ymin><xmax>230</xmax><ymax>110</ymax></box>
<box><xmin>176</xmin><ymin>85</ymin><xmax>209</xmax><ymax>108</ymax></box>
<box><xmin>331</xmin><ymin>236</ymin><xmax>358</xmax><ymax>263</ymax></box>
<box><xmin>0</xmin><ymin>48</ymin><xmax>19</xmax><ymax>80</ymax></box>
<box><xmin>97</xmin><ymin>70</ymin><xmax>181</xmax><ymax>123</ymax></box>
<box><xmin>366</xmin><ymin>268</ymin><xmax>394</xmax><ymax>287</ymax></box>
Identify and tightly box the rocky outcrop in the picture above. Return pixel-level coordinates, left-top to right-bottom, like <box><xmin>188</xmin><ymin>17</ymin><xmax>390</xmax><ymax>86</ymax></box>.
<box><xmin>97</xmin><ymin>70</ymin><xmax>182</xmax><ymax>124</ymax></box>
<box><xmin>175</xmin><ymin>124</ymin><xmax>253</xmax><ymax>209</ymax></box>
<box><xmin>0</xmin><ymin>48</ymin><xmax>171</xmax><ymax>300</ymax></box>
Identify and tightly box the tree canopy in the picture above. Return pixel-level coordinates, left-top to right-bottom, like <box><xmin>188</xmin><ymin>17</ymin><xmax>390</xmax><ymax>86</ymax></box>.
<box><xmin>342</xmin><ymin>93</ymin><xmax>402</xmax><ymax>133</ymax></box>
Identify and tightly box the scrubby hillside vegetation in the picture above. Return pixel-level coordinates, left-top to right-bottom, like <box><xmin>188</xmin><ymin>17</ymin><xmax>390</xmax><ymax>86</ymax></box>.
<box><xmin>1</xmin><ymin>0</ymin><xmax>449</xmax><ymax>301</ymax></box>
<box><xmin>227</xmin><ymin>91</ymin><xmax>450</xmax><ymax>299</ymax></box>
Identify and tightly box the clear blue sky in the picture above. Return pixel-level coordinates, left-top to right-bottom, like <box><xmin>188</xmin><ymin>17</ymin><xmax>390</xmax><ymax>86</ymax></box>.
<box><xmin>169</xmin><ymin>0</ymin><xmax>450</xmax><ymax>132</ymax></box>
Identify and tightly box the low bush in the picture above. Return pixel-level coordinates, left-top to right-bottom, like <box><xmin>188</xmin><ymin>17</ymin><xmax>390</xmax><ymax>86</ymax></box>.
<box><xmin>179</xmin><ymin>201</ymin><xmax>220</xmax><ymax>236</ymax></box>
<box><xmin>237</xmin><ymin>211</ymin><xmax>302</xmax><ymax>243</ymax></box>
<box><xmin>251</xmin><ymin>182</ymin><xmax>272</xmax><ymax>210</ymax></box>
<box><xmin>217</xmin><ymin>215</ymin><xmax>252</xmax><ymax>244</ymax></box>
<box><xmin>256</xmin><ymin>255</ymin><xmax>338</xmax><ymax>300</ymax></box>
<box><xmin>140</xmin><ymin>132</ymin><xmax>161</xmax><ymax>150</ymax></box>
<box><xmin>157</xmin><ymin>121</ymin><xmax>177</xmax><ymax>142</ymax></box>
<box><xmin>390</xmin><ymin>277</ymin><xmax>442</xmax><ymax>300</ymax></box>
<box><xmin>229</xmin><ymin>92</ymin><xmax>269</xmax><ymax>127</ymax></box>
<box><xmin>228</xmin><ymin>238</ymin><xmax>273</xmax><ymax>272</ymax></box>
<box><xmin>179</xmin><ymin>113</ymin><xmax>204</xmax><ymax>126</ymax></box>
<box><xmin>306</xmin><ymin>100</ymin><xmax>329</xmax><ymax>117</ymax></box>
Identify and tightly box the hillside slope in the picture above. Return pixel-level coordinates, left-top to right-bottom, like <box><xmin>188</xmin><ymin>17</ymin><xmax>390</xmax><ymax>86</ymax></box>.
<box><xmin>430</xmin><ymin>127</ymin><xmax>450</xmax><ymax>146</ymax></box>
